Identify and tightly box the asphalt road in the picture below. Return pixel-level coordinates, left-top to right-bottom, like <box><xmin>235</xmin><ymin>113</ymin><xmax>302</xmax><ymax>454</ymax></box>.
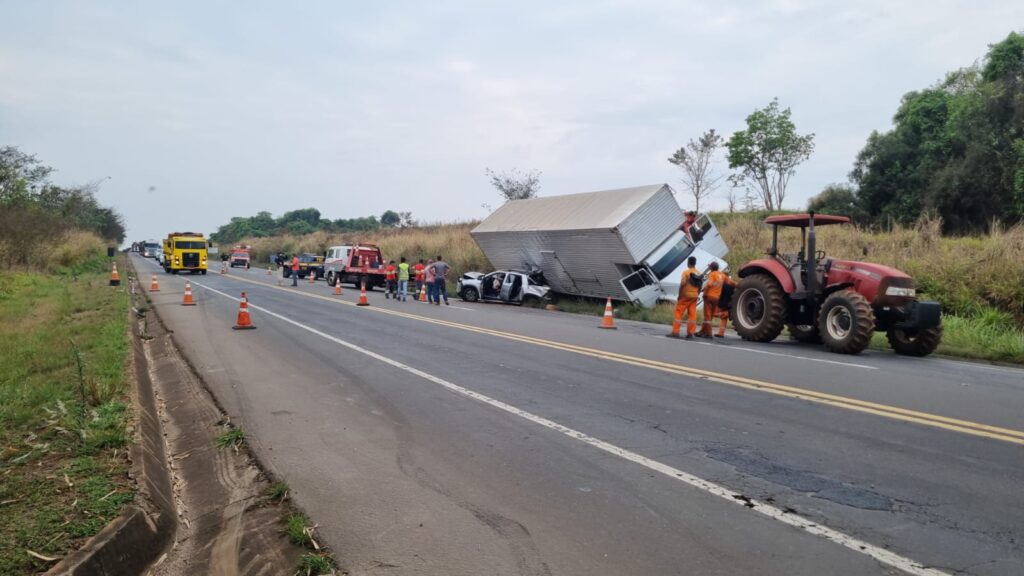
<box><xmin>132</xmin><ymin>255</ymin><xmax>1024</xmax><ymax>576</ymax></box>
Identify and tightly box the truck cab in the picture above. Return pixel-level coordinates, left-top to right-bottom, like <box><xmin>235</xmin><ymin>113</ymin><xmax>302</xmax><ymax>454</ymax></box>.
<box><xmin>619</xmin><ymin>214</ymin><xmax>729</xmax><ymax>307</ymax></box>
<box><xmin>162</xmin><ymin>232</ymin><xmax>209</xmax><ymax>274</ymax></box>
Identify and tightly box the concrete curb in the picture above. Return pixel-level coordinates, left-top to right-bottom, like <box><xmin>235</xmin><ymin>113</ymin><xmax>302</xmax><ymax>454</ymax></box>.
<box><xmin>47</xmin><ymin>269</ymin><xmax>177</xmax><ymax>575</ymax></box>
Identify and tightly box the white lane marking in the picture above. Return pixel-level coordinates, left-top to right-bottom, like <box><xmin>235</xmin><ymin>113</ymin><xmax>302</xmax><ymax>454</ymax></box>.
<box><xmin>191</xmin><ymin>279</ymin><xmax>946</xmax><ymax>576</ymax></box>
<box><xmin>683</xmin><ymin>339</ymin><xmax>878</xmax><ymax>370</ymax></box>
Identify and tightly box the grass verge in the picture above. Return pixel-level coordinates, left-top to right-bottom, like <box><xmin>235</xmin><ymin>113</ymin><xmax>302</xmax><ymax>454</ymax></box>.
<box><xmin>0</xmin><ymin>253</ymin><xmax>133</xmax><ymax>574</ymax></box>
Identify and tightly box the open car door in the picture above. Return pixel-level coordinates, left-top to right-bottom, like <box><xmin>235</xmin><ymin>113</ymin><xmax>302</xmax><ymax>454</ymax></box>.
<box><xmin>619</xmin><ymin>268</ymin><xmax>662</xmax><ymax>307</ymax></box>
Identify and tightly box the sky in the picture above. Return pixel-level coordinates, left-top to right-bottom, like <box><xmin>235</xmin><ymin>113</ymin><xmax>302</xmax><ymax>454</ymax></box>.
<box><xmin>1</xmin><ymin>1</ymin><xmax>1021</xmax><ymax>243</ymax></box>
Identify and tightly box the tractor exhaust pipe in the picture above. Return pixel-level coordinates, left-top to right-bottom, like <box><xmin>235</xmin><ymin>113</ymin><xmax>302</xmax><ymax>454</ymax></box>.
<box><xmin>807</xmin><ymin>211</ymin><xmax>817</xmax><ymax>304</ymax></box>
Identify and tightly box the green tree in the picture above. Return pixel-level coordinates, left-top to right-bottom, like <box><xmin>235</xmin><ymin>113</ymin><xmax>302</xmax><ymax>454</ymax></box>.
<box><xmin>668</xmin><ymin>129</ymin><xmax>724</xmax><ymax>213</ymax></box>
<box><xmin>726</xmin><ymin>99</ymin><xmax>815</xmax><ymax>211</ymax></box>
<box><xmin>807</xmin><ymin>184</ymin><xmax>866</xmax><ymax>222</ymax></box>
<box><xmin>850</xmin><ymin>31</ymin><xmax>1024</xmax><ymax>231</ymax></box>
<box><xmin>380</xmin><ymin>210</ymin><xmax>401</xmax><ymax>227</ymax></box>
<box><xmin>0</xmin><ymin>146</ymin><xmax>54</xmax><ymax>204</ymax></box>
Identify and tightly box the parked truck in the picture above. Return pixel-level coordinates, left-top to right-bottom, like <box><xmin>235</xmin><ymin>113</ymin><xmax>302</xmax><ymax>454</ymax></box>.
<box><xmin>470</xmin><ymin>184</ymin><xmax>728</xmax><ymax>307</ymax></box>
<box><xmin>323</xmin><ymin>243</ymin><xmax>389</xmax><ymax>289</ymax></box>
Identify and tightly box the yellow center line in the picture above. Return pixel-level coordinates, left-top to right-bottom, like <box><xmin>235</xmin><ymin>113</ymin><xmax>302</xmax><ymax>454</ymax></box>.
<box><xmin>216</xmin><ymin>273</ymin><xmax>1024</xmax><ymax>446</ymax></box>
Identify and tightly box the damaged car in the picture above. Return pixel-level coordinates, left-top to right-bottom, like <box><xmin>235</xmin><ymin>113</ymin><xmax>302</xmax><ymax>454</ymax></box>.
<box><xmin>457</xmin><ymin>270</ymin><xmax>550</xmax><ymax>305</ymax></box>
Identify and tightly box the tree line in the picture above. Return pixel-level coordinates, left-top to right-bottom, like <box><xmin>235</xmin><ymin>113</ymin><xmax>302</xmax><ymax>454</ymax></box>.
<box><xmin>209</xmin><ymin>208</ymin><xmax>415</xmax><ymax>244</ymax></box>
<box><xmin>0</xmin><ymin>146</ymin><xmax>125</xmax><ymax>267</ymax></box>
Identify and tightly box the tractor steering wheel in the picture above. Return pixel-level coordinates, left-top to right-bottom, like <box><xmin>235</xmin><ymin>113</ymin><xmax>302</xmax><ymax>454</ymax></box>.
<box><xmin>816</xmin><ymin>250</ymin><xmax>826</xmax><ymax>261</ymax></box>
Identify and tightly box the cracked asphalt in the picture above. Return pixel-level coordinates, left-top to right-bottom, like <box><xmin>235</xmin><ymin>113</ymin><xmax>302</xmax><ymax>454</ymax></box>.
<box><xmin>134</xmin><ymin>254</ymin><xmax>1024</xmax><ymax>576</ymax></box>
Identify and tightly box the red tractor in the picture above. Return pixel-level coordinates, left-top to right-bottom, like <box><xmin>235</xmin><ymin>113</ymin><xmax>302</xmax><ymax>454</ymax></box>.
<box><xmin>730</xmin><ymin>213</ymin><xmax>942</xmax><ymax>356</ymax></box>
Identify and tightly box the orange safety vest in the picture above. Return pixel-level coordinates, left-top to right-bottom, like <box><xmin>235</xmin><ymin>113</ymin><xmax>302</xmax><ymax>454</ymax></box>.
<box><xmin>414</xmin><ymin>263</ymin><xmax>425</xmax><ymax>281</ymax></box>
<box><xmin>679</xmin><ymin>267</ymin><xmax>701</xmax><ymax>300</ymax></box>
<box><xmin>703</xmin><ymin>270</ymin><xmax>734</xmax><ymax>301</ymax></box>
<box><xmin>291</xmin><ymin>257</ymin><xmax>299</xmax><ymax>271</ymax></box>
<box><xmin>385</xmin><ymin>265</ymin><xmax>397</xmax><ymax>280</ymax></box>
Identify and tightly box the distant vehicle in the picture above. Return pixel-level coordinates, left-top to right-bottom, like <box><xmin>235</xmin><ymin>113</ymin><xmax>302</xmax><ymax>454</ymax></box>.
<box><xmin>322</xmin><ymin>244</ymin><xmax>389</xmax><ymax>290</ymax></box>
<box><xmin>471</xmin><ymin>184</ymin><xmax>728</xmax><ymax>308</ymax></box>
<box><xmin>161</xmin><ymin>232</ymin><xmax>209</xmax><ymax>274</ymax></box>
<box><xmin>143</xmin><ymin>241</ymin><xmax>161</xmax><ymax>258</ymax></box>
<box><xmin>458</xmin><ymin>270</ymin><xmax>551</xmax><ymax>305</ymax></box>
<box><xmin>229</xmin><ymin>245</ymin><xmax>251</xmax><ymax>268</ymax></box>
<box><xmin>282</xmin><ymin>253</ymin><xmax>325</xmax><ymax>280</ymax></box>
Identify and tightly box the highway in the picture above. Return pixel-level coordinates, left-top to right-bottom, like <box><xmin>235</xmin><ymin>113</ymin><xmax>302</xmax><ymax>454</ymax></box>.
<box><xmin>131</xmin><ymin>254</ymin><xmax>1024</xmax><ymax>576</ymax></box>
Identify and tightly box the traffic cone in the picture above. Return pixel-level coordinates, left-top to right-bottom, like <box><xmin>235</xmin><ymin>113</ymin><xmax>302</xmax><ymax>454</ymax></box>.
<box><xmin>150</xmin><ymin>275</ymin><xmax>160</xmax><ymax>292</ymax></box>
<box><xmin>232</xmin><ymin>292</ymin><xmax>256</xmax><ymax>330</ymax></box>
<box><xmin>418</xmin><ymin>284</ymin><xmax>427</xmax><ymax>302</ymax></box>
<box><xmin>267</xmin><ymin>266</ymin><xmax>272</xmax><ymax>276</ymax></box>
<box><xmin>599</xmin><ymin>297</ymin><xmax>616</xmax><ymax>329</ymax></box>
<box><xmin>182</xmin><ymin>280</ymin><xmax>196</xmax><ymax>306</ymax></box>
<box><xmin>220</xmin><ymin>263</ymin><xmax>227</xmax><ymax>274</ymax></box>
<box><xmin>109</xmin><ymin>262</ymin><xmax>121</xmax><ymax>286</ymax></box>
<box><xmin>308</xmin><ymin>272</ymin><xmax>315</xmax><ymax>284</ymax></box>
<box><xmin>334</xmin><ymin>279</ymin><xmax>343</xmax><ymax>296</ymax></box>
<box><xmin>357</xmin><ymin>282</ymin><xmax>370</xmax><ymax>306</ymax></box>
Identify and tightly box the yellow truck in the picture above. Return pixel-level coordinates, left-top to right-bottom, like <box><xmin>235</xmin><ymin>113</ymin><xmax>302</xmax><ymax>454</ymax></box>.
<box><xmin>161</xmin><ymin>232</ymin><xmax>209</xmax><ymax>274</ymax></box>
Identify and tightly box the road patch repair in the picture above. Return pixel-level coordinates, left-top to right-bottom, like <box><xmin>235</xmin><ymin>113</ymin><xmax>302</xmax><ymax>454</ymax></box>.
<box><xmin>191</xmin><ymin>280</ymin><xmax>954</xmax><ymax>576</ymax></box>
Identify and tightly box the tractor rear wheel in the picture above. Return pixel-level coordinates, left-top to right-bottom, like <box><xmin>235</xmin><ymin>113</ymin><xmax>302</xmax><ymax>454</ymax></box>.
<box><xmin>887</xmin><ymin>326</ymin><xmax>942</xmax><ymax>357</ymax></box>
<box><xmin>731</xmin><ymin>274</ymin><xmax>786</xmax><ymax>343</ymax></box>
<box><xmin>818</xmin><ymin>289</ymin><xmax>875</xmax><ymax>354</ymax></box>
<box><xmin>788</xmin><ymin>323</ymin><xmax>822</xmax><ymax>344</ymax></box>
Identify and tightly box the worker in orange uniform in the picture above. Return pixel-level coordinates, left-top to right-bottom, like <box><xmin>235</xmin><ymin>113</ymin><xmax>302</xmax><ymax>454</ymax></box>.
<box><xmin>290</xmin><ymin>254</ymin><xmax>300</xmax><ymax>287</ymax></box>
<box><xmin>700</xmin><ymin>261</ymin><xmax>735</xmax><ymax>338</ymax></box>
<box><xmin>669</xmin><ymin>256</ymin><xmax>702</xmax><ymax>339</ymax></box>
<box><xmin>384</xmin><ymin>260</ymin><xmax>397</xmax><ymax>299</ymax></box>
<box><xmin>414</xmin><ymin>259</ymin><xmax>426</xmax><ymax>296</ymax></box>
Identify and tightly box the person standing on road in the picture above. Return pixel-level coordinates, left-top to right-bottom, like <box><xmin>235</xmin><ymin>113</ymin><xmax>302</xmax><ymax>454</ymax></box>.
<box><xmin>425</xmin><ymin>258</ymin><xmax>437</xmax><ymax>303</ymax></box>
<box><xmin>290</xmin><ymin>254</ymin><xmax>300</xmax><ymax>287</ymax></box>
<box><xmin>700</xmin><ymin>261</ymin><xmax>735</xmax><ymax>338</ymax></box>
<box><xmin>385</xmin><ymin>260</ymin><xmax>397</xmax><ymax>299</ymax></box>
<box><xmin>669</xmin><ymin>256</ymin><xmax>701</xmax><ymax>339</ymax></box>
<box><xmin>414</xmin><ymin>259</ymin><xmax>426</xmax><ymax>297</ymax></box>
<box><xmin>432</xmin><ymin>255</ymin><xmax>451</xmax><ymax>306</ymax></box>
<box><xmin>397</xmin><ymin>257</ymin><xmax>410</xmax><ymax>302</ymax></box>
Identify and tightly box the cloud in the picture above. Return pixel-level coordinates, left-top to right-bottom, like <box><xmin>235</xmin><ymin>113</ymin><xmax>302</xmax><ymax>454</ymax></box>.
<box><xmin>1</xmin><ymin>1</ymin><xmax>1022</xmax><ymax>239</ymax></box>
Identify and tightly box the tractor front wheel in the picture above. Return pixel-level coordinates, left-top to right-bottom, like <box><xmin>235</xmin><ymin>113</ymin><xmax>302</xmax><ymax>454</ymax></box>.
<box><xmin>887</xmin><ymin>326</ymin><xmax>942</xmax><ymax>357</ymax></box>
<box><xmin>731</xmin><ymin>274</ymin><xmax>786</xmax><ymax>343</ymax></box>
<box><xmin>818</xmin><ymin>289</ymin><xmax>875</xmax><ymax>355</ymax></box>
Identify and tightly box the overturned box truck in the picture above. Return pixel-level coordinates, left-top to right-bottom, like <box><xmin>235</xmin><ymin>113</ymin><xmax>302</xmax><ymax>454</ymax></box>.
<box><xmin>471</xmin><ymin>184</ymin><xmax>729</xmax><ymax>307</ymax></box>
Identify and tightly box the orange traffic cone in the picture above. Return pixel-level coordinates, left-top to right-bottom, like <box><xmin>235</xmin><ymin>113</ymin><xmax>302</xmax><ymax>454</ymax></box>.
<box><xmin>308</xmin><ymin>271</ymin><xmax>315</xmax><ymax>284</ymax></box>
<box><xmin>357</xmin><ymin>282</ymin><xmax>370</xmax><ymax>306</ymax></box>
<box><xmin>109</xmin><ymin>262</ymin><xmax>121</xmax><ymax>286</ymax></box>
<box><xmin>182</xmin><ymin>280</ymin><xmax>196</xmax><ymax>306</ymax></box>
<box><xmin>418</xmin><ymin>284</ymin><xmax>427</xmax><ymax>302</ymax></box>
<box><xmin>150</xmin><ymin>275</ymin><xmax>160</xmax><ymax>292</ymax></box>
<box><xmin>599</xmin><ymin>297</ymin><xmax>616</xmax><ymax>330</ymax></box>
<box><xmin>232</xmin><ymin>292</ymin><xmax>256</xmax><ymax>330</ymax></box>
<box><xmin>334</xmin><ymin>279</ymin><xmax>343</xmax><ymax>296</ymax></box>
<box><xmin>267</xmin><ymin>266</ymin><xmax>272</xmax><ymax>276</ymax></box>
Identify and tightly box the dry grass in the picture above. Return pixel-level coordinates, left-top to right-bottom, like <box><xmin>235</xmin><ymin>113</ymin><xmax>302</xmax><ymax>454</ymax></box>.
<box><xmin>0</xmin><ymin>229</ymin><xmax>107</xmax><ymax>273</ymax></box>
<box><xmin>239</xmin><ymin>223</ymin><xmax>489</xmax><ymax>280</ymax></box>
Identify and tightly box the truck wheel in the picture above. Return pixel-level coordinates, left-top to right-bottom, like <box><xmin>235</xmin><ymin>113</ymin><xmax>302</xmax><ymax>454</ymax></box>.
<box><xmin>201</xmin><ymin>270</ymin><xmax>207</xmax><ymax>275</ymax></box>
<box><xmin>731</xmin><ymin>273</ymin><xmax>786</xmax><ymax>343</ymax></box>
<box><xmin>326</xmin><ymin>272</ymin><xmax>335</xmax><ymax>286</ymax></box>
<box><xmin>461</xmin><ymin>287</ymin><xmax>479</xmax><ymax>302</ymax></box>
<box><xmin>887</xmin><ymin>325</ymin><xmax>942</xmax><ymax>357</ymax></box>
<box><xmin>788</xmin><ymin>324</ymin><xmax>821</xmax><ymax>344</ymax></box>
<box><xmin>819</xmin><ymin>289</ymin><xmax>875</xmax><ymax>355</ymax></box>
